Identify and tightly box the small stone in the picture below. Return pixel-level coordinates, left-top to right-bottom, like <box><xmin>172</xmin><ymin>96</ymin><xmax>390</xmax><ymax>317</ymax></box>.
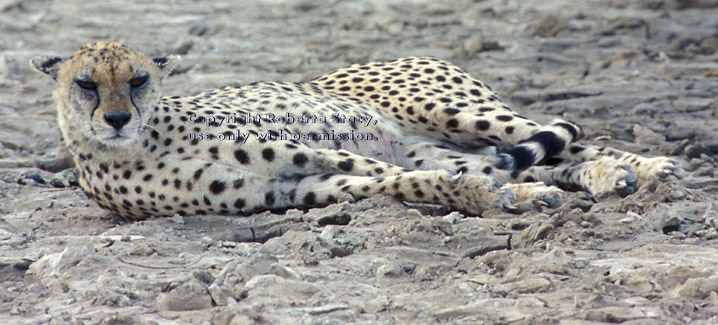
<box><xmin>434</xmin><ymin>304</ymin><xmax>501</xmax><ymax>321</ymax></box>
<box><xmin>527</xmin><ymin>15</ymin><xmax>569</xmax><ymax>37</ymax></box>
<box><xmin>26</xmin><ymin>244</ymin><xmax>96</xmax><ymax>284</ymax></box>
<box><xmin>241</xmin><ymin>274</ymin><xmax>320</xmax><ymax>301</ymax></box>
<box><xmin>507</xmin><ymin>277</ymin><xmax>551</xmax><ymax>294</ymax></box>
<box><xmin>156</xmin><ymin>279</ymin><xmax>212</xmax><ymax>311</ymax></box>
<box><xmin>306</xmin><ymin>304</ymin><xmax>350</xmax><ymax>315</ymax></box>
<box><xmin>630</xmin><ymin>102</ymin><xmax>659</xmax><ymax>116</ymax></box>
<box><xmin>168</xmin><ymin>214</ymin><xmax>184</xmax><ymax>224</ymax></box>
<box><xmin>268</xmin><ymin>263</ymin><xmax>301</xmax><ymax>280</ymax></box>
<box><xmin>319</xmin><ymin>225</ymin><xmax>339</xmax><ymax>241</ymax></box>
<box><xmin>442</xmin><ymin>211</ymin><xmax>463</xmax><ymax>224</ymax></box>
<box><xmin>193</xmin><ymin>270</ymin><xmax>215</xmax><ymax>284</ymax></box>
<box><xmin>674</xmin><ymin>276</ymin><xmax>718</xmax><ymax>299</ymax></box>
<box><xmin>462</xmin><ymin>236</ymin><xmax>509</xmax><ymax>259</ymax></box>
<box><xmin>208</xmin><ymin>283</ymin><xmax>234</xmax><ymax>307</ymax></box>
<box><xmin>632</xmin><ymin>124</ymin><xmax>664</xmax><ymax>145</ymax></box>
<box><xmin>376</xmin><ymin>262</ymin><xmax>403</xmax><ymax>278</ymax></box>
<box><xmin>129</xmin><ymin>244</ymin><xmax>155</xmax><ymax>256</ymax></box>
<box><xmin>645</xmin><ymin>204</ymin><xmax>683</xmax><ymax>234</ymax></box>
<box><xmin>365</xmin><ymin>295</ymin><xmax>391</xmax><ymax>313</ymax></box>
<box><xmin>511</xmin><ymin>223</ymin><xmax>553</xmax><ymax>248</ymax></box>
<box><xmin>405</xmin><ymin>208</ymin><xmax>422</xmax><ymax>219</ymax></box>
<box><xmin>582</xmin><ymin>306</ymin><xmax>650</xmax><ymax>322</ymax></box>
<box><xmin>622</xmin><ymin>296</ymin><xmax>650</xmax><ymax>306</ymax></box>
<box><xmin>210</xmin><ymin>313</ymin><xmax>253</xmax><ymax>325</ymax></box>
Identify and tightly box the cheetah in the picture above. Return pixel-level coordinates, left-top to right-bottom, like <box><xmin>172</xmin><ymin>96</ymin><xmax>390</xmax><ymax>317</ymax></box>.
<box><xmin>30</xmin><ymin>42</ymin><xmax>683</xmax><ymax>219</ymax></box>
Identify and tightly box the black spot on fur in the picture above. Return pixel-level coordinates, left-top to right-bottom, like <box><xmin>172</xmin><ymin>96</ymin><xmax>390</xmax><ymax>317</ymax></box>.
<box><xmin>228</xmin><ymin>179</ymin><xmax>241</xmax><ymax>190</ymax></box>
<box><xmin>265</xmin><ymin>192</ymin><xmax>275</xmax><ymax>206</ymax></box>
<box><xmin>262</xmin><ymin>148</ymin><xmax>275</xmax><ymax>161</ymax></box>
<box><xmin>304</xmin><ymin>192</ymin><xmax>316</xmax><ymax>205</ymax></box>
<box><xmin>234</xmin><ymin>149</ymin><xmax>250</xmax><ymax>164</ymax></box>
<box><xmin>338</xmin><ymin>159</ymin><xmax>354</xmax><ymax>172</ymax></box>
<box><xmin>209</xmin><ymin>180</ymin><xmax>226</xmax><ymax>194</ymax></box>
<box><xmin>496</xmin><ymin>115</ymin><xmax>513</xmax><ymax>121</ymax></box>
<box><xmin>475</xmin><ymin>120</ymin><xmax>490</xmax><ymax>131</ymax></box>
<box><xmin>193</xmin><ymin>168</ymin><xmax>204</xmax><ymax>180</ymax></box>
<box><xmin>293</xmin><ymin>153</ymin><xmax>308</xmax><ymax>167</ymax></box>
<box><xmin>234</xmin><ymin>198</ymin><xmax>245</xmax><ymax>209</ymax></box>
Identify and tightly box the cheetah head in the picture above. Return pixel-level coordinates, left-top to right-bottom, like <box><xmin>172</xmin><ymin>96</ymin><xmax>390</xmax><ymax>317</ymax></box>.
<box><xmin>30</xmin><ymin>42</ymin><xmax>179</xmax><ymax>148</ymax></box>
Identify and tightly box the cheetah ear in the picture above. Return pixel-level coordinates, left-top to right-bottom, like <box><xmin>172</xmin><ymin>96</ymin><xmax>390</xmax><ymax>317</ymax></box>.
<box><xmin>30</xmin><ymin>56</ymin><xmax>66</xmax><ymax>81</ymax></box>
<box><xmin>152</xmin><ymin>55</ymin><xmax>181</xmax><ymax>78</ymax></box>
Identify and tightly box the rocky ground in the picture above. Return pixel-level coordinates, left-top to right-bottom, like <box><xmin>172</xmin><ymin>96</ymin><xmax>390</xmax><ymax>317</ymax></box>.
<box><xmin>1</xmin><ymin>0</ymin><xmax>718</xmax><ymax>323</ymax></box>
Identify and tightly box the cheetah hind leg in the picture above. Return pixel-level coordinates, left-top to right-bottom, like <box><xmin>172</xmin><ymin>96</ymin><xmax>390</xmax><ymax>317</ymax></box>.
<box><xmin>626</xmin><ymin>156</ymin><xmax>684</xmax><ymax>183</ymax></box>
<box><xmin>562</xmin><ymin>144</ymin><xmax>685</xmax><ymax>183</ymax></box>
<box><xmin>541</xmin><ymin>157</ymin><xmax>639</xmax><ymax>198</ymax></box>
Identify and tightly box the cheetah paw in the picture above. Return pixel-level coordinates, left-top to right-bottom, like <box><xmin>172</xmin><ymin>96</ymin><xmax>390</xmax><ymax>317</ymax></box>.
<box><xmin>580</xmin><ymin>158</ymin><xmax>638</xmax><ymax>198</ymax></box>
<box><xmin>500</xmin><ymin>182</ymin><xmax>564</xmax><ymax>212</ymax></box>
<box><xmin>448</xmin><ymin>172</ymin><xmax>516</xmax><ymax>215</ymax></box>
<box><xmin>632</xmin><ymin>156</ymin><xmax>685</xmax><ymax>182</ymax></box>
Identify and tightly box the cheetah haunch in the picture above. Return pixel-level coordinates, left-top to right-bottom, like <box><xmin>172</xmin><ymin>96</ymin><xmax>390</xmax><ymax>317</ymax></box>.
<box><xmin>31</xmin><ymin>42</ymin><xmax>683</xmax><ymax>219</ymax></box>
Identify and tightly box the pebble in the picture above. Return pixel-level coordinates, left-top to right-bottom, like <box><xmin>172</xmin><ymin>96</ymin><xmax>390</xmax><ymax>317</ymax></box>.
<box><xmin>268</xmin><ymin>263</ymin><xmax>301</xmax><ymax>280</ymax></box>
<box><xmin>632</xmin><ymin>124</ymin><xmax>665</xmax><ymax>145</ymax></box>
<box><xmin>674</xmin><ymin>276</ymin><xmax>718</xmax><ymax>299</ymax></box>
<box><xmin>156</xmin><ymin>279</ymin><xmax>212</xmax><ymax>311</ymax></box>
<box><xmin>511</xmin><ymin>223</ymin><xmax>554</xmax><ymax>249</ymax></box>
<box><xmin>376</xmin><ymin>262</ymin><xmax>404</xmax><ymax>278</ymax></box>
<box><xmin>581</xmin><ymin>306</ymin><xmax>650</xmax><ymax>322</ymax></box>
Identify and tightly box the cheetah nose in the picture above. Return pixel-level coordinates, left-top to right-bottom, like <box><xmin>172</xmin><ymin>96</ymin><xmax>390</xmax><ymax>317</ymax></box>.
<box><xmin>104</xmin><ymin>113</ymin><xmax>131</xmax><ymax>130</ymax></box>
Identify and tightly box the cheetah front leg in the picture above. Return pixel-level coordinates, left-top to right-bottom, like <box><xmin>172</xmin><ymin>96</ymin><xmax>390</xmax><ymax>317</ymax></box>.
<box><xmin>270</xmin><ymin>170</ymin><xmax>516</xmax><ymax>216</ymax></box>
<box><xmin>165</xmin><ymin>159</ymin><xmax>516</xmax><ymax>216</ymax></box>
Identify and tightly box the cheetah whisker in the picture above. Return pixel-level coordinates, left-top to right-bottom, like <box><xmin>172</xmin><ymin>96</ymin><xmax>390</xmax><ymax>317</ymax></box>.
<box><xmin>143</xmin><ymin>123</ymin><xmax>162</xmax><ymax>135</ymax></box>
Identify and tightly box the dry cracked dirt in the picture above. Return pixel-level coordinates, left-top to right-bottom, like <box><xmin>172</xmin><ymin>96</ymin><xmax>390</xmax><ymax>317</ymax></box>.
<box><xmin>1</xmin><ymin>0</ymin><xmax>718</xmax><ymax>323</ymax></box>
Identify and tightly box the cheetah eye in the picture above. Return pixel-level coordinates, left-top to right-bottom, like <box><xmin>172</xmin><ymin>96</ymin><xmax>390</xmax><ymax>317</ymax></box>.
<box><xmin>75</xmin><ymin>80</ymin><xmax>97</xmax><ymax>90</ymax></box>
<box><xmin>129</xmin><ymin>75</ymin><xmax>148</xmax><ymax>88</ymax></box>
